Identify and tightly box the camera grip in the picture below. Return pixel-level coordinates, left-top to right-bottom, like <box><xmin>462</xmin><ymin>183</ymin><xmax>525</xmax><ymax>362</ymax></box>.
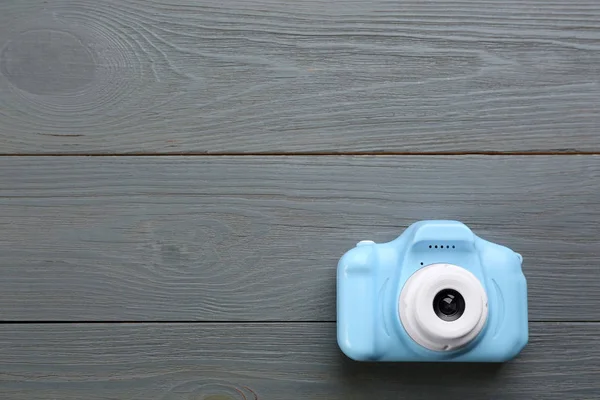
<box><xmin>474</xmin><ymin>240</ymin><xmax>528</xmax><ymax>360</ymax></box>
<box><xmin>337</xmin><ymin>246</ymin><xmax>378</xmax><ymax>360</ymax></box>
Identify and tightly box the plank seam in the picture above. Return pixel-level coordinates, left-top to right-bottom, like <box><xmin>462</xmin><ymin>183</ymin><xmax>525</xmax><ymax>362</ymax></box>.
<box><xmin>0</xmin><ymin>321</ymin><xmax>596</xmax><ymax>324</ymax></box>
<box><xmin>0</xmin><ymin>152</ymin><xmax>599</xmax><ymax>157</ymax></box>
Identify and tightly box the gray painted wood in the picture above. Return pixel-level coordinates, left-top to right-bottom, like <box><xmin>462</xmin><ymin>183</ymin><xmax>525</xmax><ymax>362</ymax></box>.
<box><xmin>0</xmin><ymin>322</ymin><xmax>597</xmax><ymax>399</ymax></box>
<box><xmin>1</xmin><ymin>156</ymin><xmax>599</xmax><ymax>321</ymax></box>
<box><xmin>1</xmin><ymin>0</ymin><xmax>600</xmax><ymax>154</ymax></box>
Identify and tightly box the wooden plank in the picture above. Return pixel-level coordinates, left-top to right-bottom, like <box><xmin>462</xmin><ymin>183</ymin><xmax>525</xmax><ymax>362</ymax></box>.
<box><xmin>0</xmin><ymin>322</ymin><xmax>597</xmax><ymax>399</ymax></box>
<box><xmin>0</xmin><ymin>156</ymin><xmax>599</xmax><ymax>321</ymax></box>
<box><xmin>1</xmin><ymin>0</ymin><xmax>599</xmax><ymax>154</ymax></box>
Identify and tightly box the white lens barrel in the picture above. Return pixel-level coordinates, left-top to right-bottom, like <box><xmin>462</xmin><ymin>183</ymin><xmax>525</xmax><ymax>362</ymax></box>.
<box><xmin>399</xmin><ymin>263</ymin><xmax>488</xmax><ymax>352</ymax></box>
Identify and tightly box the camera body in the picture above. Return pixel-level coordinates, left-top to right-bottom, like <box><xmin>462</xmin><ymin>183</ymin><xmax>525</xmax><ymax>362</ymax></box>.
<box><xmin>337</xmin><ymin>220</ymin><xmax>528</xmax><ymax>362</ymax></box>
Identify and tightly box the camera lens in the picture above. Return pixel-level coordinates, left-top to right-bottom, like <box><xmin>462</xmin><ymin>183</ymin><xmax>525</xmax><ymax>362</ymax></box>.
<box><xmin>433</xmin><ymin>289</ymin><xmax>465</xmax><ymax>321</ymax></box>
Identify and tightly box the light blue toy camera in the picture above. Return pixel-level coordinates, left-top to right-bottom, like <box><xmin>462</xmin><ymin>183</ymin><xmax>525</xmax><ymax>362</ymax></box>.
<box><xmin>337</xmin><ymin>220</ymin><xmax>528</xmax><ymax>362</ymax></box>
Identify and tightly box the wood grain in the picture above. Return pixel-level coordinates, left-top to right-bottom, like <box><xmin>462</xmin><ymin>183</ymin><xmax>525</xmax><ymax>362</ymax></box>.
<box><xmin>1</xmin><ymin>0</ymin><xmax>599</xmax><ymax>153</ymax></box>
<box><xmin>1</xmin><ymin>156</ymin><xmax>599</xmax><ymax>321</ymax></box>
<box><xmin>0</xmin><ymin>322</ymin><xmax>597</xmax><ymax>399</ymax></box>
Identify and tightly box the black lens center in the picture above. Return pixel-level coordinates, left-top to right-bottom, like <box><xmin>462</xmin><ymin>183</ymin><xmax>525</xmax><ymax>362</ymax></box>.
<box><xmin>433</xmin><ymin>289</ymin><xmax>465</xmax><ymax>321</ymax></box>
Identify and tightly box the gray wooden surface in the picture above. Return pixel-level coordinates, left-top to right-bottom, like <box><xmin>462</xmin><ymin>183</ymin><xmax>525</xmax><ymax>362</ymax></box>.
<box><xmin>1</xmin><ymin>0</ymin><xmax>600</xmax><ymax>154</ymax></box>
<box><xmin>0</xmin><ymin>323</ymin><xmax>598</xmax><ymax>399</ymax></box>
<box><xmin>1</xmin><ymin>0</ymin><xmax>600</xmax><ymax>398</ymax></box>
<box><xmin>1</xmin><ymin>156</ymin><xmax>600</xmax><ymax>321</ymax></box>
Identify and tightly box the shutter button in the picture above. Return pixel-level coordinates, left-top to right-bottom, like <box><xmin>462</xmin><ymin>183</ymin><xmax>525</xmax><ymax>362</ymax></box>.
<box><xmin>356</xmin><ymin>240</ymin><xmax>375</xmax><ymax>247</ymax></box>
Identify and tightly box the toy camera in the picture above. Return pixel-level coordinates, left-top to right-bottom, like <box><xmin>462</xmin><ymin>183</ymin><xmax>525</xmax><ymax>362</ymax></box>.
<box><xmin>337</xmin><ymin>220</ymin><xmax>528</xmax><ymax>362</ymax></box>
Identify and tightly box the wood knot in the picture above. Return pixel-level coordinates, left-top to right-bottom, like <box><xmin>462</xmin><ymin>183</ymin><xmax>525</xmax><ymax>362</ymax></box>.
<box><xmin>163</xmin><ymin>382</ymin><xmax>258</xmax><ymax>400</ymax></box>
<box><xmin>198</xmin><ymin>385</ymin><xmax>258</xmax><ymax>400</ymax></box>
<box><xmin>0</xmin><ymin>29</ymin><xmax>95</xmax><ymax>95</ymax></box>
